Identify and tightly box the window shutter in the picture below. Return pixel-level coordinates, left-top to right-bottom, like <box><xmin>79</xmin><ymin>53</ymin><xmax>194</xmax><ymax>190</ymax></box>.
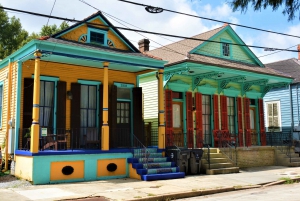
<box><xmin>237</xmin><ymin>97</ymin><xmax>243</xmax><ymax>147</ymax></box>
<box><xmin>244</xmin><ymin>97</ymin><xmax>251</xmax><ymax>146</ymax></box>
<box><xmin>133</xmin><ymin>87</ymin><xmax>144</xmax><ymax>144</ymax></box>
<box><xmin>56</xmin><ymin>81</ymin><xmax>66</xmax><ymax>131</ymax></box>
<box><xmin>258</xmin><ymin>99</ymin><xmax>266</xmax><ymax>145</ymax></box>
<box><xmin>213</xmin><ymin>94</ymin><xmax>219</xmax><ymax>147</ymax></box>
<box><xmin>165</xmin><ymin>89</ymin><xmax>173</xmax><ymax>147</ymax></box>
<box><xmin>98</xmin><ymin>84</ymin><xmax>103</xmax><ymax>135</ymax></box>
<box><xmin>186</xmin><ymin>92</ymin><xmax>193</xmax><ymax>148</ymax></box>
<box><xmin>109</xmin><ymin>85</ymin><xmax>118</xmax><ymax>148</ymax></box>
<box><xmin>70</xmin><ymin>83</ymin><xmax>81</xmax><ymax>148</ymax></box>
<box><xmin>195</xmin><ymin>92</ymin><xmax>203</xmax><ymax>148</ymax></box>
<box><xmin>220</xmin><ymin>95</ymin><xmax>228</xmax><ymax>131</ymax></box>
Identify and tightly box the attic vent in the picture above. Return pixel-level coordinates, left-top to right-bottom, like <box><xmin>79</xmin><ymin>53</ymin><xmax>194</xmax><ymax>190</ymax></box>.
<box><xmin>107</xmin><ymin>39</ymin><xmax>114</xmax><ymax>48</ymax></box>
<box><xmin>79</xmin><ymin>34</ymin><xmax>87</xmax><ymax>43</ymax></box>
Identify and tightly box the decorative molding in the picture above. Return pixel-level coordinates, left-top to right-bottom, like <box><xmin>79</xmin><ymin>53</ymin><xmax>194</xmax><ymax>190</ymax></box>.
<box><xmin>197</xmin><ymin>83</ymin><xmax>217</xmax><ymax>95</ymax></box>
<box><xmin>246</xmin><ymin>89</ymin><xmax>262</xmax><ymax>99</ymax></box>
<box><xmin>163</xmin><ymin>66</ymin><xmax>190</xmax><ymax>87</ymax></box>
<box><xmin>167</xmin><ymin>80</ymin><xmax>190</xmax><ymax>92</ymax></box>
<box><xmin>262</xmin><ymin>82</ymin><xmax>289</xmax><ymax>97</ymax></box>
<box><xmin>242</xmin><ymin>79</ymin><xmax>268</xmax><ymax>95</ymax></box>
<box><xmin>223</xmin><ymin>86</ymin><xmax>240</xmax><ymax>97</ymax></box>
<box><xmin>217</xmin><ymin>75</ymin><xmax>246</xmax><ymax>93</ymax></box>
<box><xmin>192</xmin><ymin>72</ymin><xmax>223</xmax><ymax>90</ymax></box>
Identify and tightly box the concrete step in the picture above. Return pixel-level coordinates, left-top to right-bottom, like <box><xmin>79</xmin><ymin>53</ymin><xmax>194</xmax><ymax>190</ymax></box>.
<box><xmin>206</xmin><ymin>167</ymin><xmax>239</xmax><ymax>175</ymax></box>
<box><xmin>206</xmin><ymin>153</ymin><xmax>223</xmax><ymax>158</ymax></box>
<box><xmin>202</xmin><ymin>157</ymin><xmax>228</xmax><ymax>164</ymax></box>
<box><xmin>289</xmin><ymin>162</ymin><xmax>300</xmax><ymax>167</ymax></box>
<box><xmin>202</xmin><ymin>148</ymin><xmax>219</xmax><ymax>154</ymax></box>
<box><xmin>202</xmin><ymin>162</ymin><xmax>234</xmax><ymax>169</ymax></box>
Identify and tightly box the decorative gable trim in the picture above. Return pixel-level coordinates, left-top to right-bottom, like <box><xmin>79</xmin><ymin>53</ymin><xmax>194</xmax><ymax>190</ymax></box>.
<box><xmin>167</xmin><ymin>80</ymin><xmax>190</xmax><ymax>92</ymax></box>
<box><xmin>190</xmin><ymin>25</ymin><xmax>264</xmax><ymax>67</ymax></box>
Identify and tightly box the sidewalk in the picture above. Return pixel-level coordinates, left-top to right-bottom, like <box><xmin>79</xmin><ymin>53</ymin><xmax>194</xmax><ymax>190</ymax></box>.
<box><xmin>1</xmin><ymin>166</ymin><xmax>300</xmax><ymax>201</ymax></box>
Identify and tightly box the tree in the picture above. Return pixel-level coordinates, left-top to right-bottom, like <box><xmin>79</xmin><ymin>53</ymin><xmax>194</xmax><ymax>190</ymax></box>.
<box><xmin>40</xmin><ymin>21</ymin><xmax>69</xmax><ymax>36</ymax></box>
<box><xmin>0</xmin><ymin>5</ymin><xmax>29</xmax><ymax>59</ymax></box>
<box><xmin>230</xmin><ymin>0</ymin><xmax>300</xmax><ymax>21</ymax></box>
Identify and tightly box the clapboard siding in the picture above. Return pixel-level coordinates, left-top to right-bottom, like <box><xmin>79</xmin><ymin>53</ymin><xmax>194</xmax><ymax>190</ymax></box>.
<box><xmin>139</xmin><ymin>76</ymin><xmax>158</xmax><ymax>119</ymax></box>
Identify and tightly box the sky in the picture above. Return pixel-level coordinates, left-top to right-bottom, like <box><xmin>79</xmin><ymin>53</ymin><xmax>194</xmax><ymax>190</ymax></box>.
<box><xmin>1</xmin><ymin>0</ymin><xmax>300</xmax><ymax>64</ymax></box>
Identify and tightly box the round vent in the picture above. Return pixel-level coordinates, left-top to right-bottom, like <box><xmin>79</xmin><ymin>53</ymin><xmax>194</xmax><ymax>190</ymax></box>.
<box><xmin>107</xmin><ymin>39</ymin><xmax>114</xmax><ymax>48</ymax></box>
<box><xmin>79</xmin><ymin>34</ymin><xmax>87</xmax><ymax>43</ymax></box>
<box><xmin>62</xmin><ymin>166</ymin><xmax>74</xmax><ymax>175</ymax></box>
<box><xmin>107</xmin><ymin>163</ymin><xmax>117</xmax><ymax>172</ymax></box>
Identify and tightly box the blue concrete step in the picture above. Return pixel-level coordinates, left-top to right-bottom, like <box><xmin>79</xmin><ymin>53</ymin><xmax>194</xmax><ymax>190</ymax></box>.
<box><xmin>141</xmin><ymin>172</ymin><xmax>185</xmax><ymax>181</ymax></box>
<box><xmin>134</xmin><ymin>153</ymin><xmax>163</xmax><ymax>158</ymax></box>
<box><xmin>133</xmin><ymin>148</ymin><xmax>157</xmax><ymax>154</ymax></box>
<box><xmin>132</xmin><ymin>162</ymin><xmax>176</xmax><ymax>169</ymax></box>
<box><xmin>137</xmin><ymin>167</ymin><xmax>179</xmax><ymax>175</ymax></box>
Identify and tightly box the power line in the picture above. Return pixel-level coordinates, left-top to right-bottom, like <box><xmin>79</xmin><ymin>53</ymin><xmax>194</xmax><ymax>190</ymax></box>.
<box><xmin>0</xmin><ymin>6</ymin><xmax>299</xmax><ymax>53</ymax></box>
<box><xmin>116</xmin><ymin>0</ymin><xmax>300</xmax><ymax>39</ymax></box>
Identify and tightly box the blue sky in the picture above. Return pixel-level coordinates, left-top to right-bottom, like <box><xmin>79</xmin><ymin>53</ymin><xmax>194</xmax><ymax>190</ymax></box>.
<box><xmin>2</xmin><ymin>0</ymin><xmax>300</xmax><ymax>63</ymax></box>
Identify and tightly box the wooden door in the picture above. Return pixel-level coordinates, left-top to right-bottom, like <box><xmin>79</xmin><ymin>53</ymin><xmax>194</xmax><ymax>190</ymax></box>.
<box><xmin>172</xmin><ymin>102</ymin><xmax>184</xmax><ymax>147</ymax></box>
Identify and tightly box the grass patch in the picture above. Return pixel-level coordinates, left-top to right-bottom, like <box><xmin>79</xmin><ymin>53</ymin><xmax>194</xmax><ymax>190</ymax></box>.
<box><xmin>279</xmin><ymin>177</ymin><xmax>294</xmax><ymax>184</ymax></box>
<box><xmin>0</xmin><ymin>170</ymin><xmax>10</xmax><ymax>177</ymax></box>
<box><xmin>134</xmin><ymin>196</ymin><xmax>142</xmax><ymax>198</ymax></box>
<box><xmin>192</xmin><ymin>189</ymin><xmax>198</xmax><ymax>192</ymax></box>
<box><xmin>234</xmin><ymin>185</ymin><xmax>243</xmax><ymax>188</ymax></box>
<box><xmin>147</xmin><ymin>193</ymin><xmax>155</xmax><ymax>196</ymax></box>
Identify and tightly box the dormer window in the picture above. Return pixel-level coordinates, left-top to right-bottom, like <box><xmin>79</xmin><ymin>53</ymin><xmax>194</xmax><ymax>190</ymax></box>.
<box><xmin>87</xmin><ymin>27</ymin><xmax>108</xmax><ymax>46</ymax></box>
<box><xmin>222</xmin><ymin>43</ymin><xmax>230</xmax><ymax>56</ymax></box>
<box><xmin>221</xmin><ymin>38</ymin><xmax>231</xmax><ymax>58</ymax></box>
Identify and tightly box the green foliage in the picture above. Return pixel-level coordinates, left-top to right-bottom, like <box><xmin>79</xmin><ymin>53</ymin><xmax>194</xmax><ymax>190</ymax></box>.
<box><xmin>40</xmin><ymin>21</ymin><xmax>69</xmax><ymax>36</ymax></box>
<box><xmin>279</xmin><ymin>177</ymin><xmax>294</xmax><ymax>184</ymax></box>
<box><xmin>230</xmin><ymin>0</ymin><xmax>300</xmax><ymax>21</ymax></box>
<box><xmin>0</xmin><ymin>5</ymin><xmax>28</xmax><ymax>59</ymax></box>
<box><xmin>0</xmin><ymin>170</ymin><xmax>10</xmax><ymax>177</ymax></box>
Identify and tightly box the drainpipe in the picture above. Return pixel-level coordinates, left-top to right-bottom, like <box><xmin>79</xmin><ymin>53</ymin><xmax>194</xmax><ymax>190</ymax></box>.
<box><xmin>297</xmin><ymin>84</ymin><xmax>300</xmax><ymax>126</ymax></box>
<box><xmin>4</xmin><ymin>59</ymin><xmax>12</xmax><ymax>171</ymax></box>
<box><xmin>290</xmin><ymin>84</ymin><xmax>294</xmax><ymax>138</ymax></box>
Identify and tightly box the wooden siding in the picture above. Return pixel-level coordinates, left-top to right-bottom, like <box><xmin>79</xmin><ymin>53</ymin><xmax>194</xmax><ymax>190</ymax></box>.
<box><xmin>195</xmin><ymin>31</ymin><xmax>257</xmax><ymax>65</ymax></box>
<box><xmin>139</xmin><ymin>75</ymin><xmax>158</xmax><ymax>119</ymax></box>
<box><xmin>60</xmin><ymin>18</ymin><xmax>130</xmax><ymax>51</ymax></box>
<box><xmin>20</xmin><ymin>60</ymin><xmax>136</xmax><ymax>132</ymax></box>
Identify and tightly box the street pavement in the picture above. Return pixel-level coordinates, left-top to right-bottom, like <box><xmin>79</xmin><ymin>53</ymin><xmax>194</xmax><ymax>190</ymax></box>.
<box><xmin>1</xmin><ymin>166</ymin><xmax>300</xmax><ymax>201</ymax></box>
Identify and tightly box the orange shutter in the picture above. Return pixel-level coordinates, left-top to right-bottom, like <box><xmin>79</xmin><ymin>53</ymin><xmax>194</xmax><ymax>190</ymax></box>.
<box><xmin>165</xmin><ymin>89</ymin><xmax>173</xmax><ymax>147</ymax></box>
<box><xmin>244</xmin><ymin>98</ymin><xmax>251</xmax><ymax>147</ymax></box>
<box><xmin>221</xmin><ymin>95</ymin><xmax>228</xmax><ymax>131</ymax></box>
<box><xmin>237</xmin><ymin>97</ymin><xmax>243</xmax><ymax>147</ymax></box>
<box><xmin>213</xmin><ymin>94</ymin><xmax>219</xmax><ymax>147</ymax></box>
<box><xmin>186</xmin><ymin>92</ymin><xmax>194</xmax><ymax>148</ymax></box>
<box><xmin>258</xmin><ymin>99</ymin><xmax>266</xmax><ymax>145</ymax></box>
<box><xmin>195</xmin><ymin>92</ymin><xmax>203</xmax><ymax>148</ymax></box>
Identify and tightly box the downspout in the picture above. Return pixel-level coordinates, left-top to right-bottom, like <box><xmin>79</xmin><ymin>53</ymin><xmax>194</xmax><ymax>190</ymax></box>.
<box><xmin>290</xmin><ymin>84</ymin><xmax>294</xmax><ymax>138</ymax></box>
<box><xmin>4</xmin><ymin>59</ymin><xmax>12</xmax><ymax>171</ymax></box>
<box><xmin>297</xmin><ymin>84</ymin><xmax>300</xmax><ymax>126</ymax></box>
<box><xmin>14</xmin><ymin>61</ymin><xmax>22</xmax><ymax>155</ymax></box>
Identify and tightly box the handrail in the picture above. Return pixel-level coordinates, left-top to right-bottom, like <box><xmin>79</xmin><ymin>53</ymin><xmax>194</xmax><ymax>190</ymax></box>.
<box><xmin>203</xmin><ymin>144</ymin><xmax>211</xmax><ymax>169</ymax></box>
<box><xmin>218</xmin><ymin>131</ymin><xmax>237</xmax><ymax>166</ymax></box>
<box><xmin>133</xmin><ymin>134</ymin><xmax>149</xmax><ymax>174</ymax></box>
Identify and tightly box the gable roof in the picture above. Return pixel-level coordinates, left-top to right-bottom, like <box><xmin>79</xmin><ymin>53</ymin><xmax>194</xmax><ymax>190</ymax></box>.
<box><xmin>52</xmin><ymin>11</ymin><xmax>139</xmax><ymax>52</ymax></box>
<box><xmin>266</xmin><ymin>58</ymin><xmax>300</xmax><ymax>83</ymax></box>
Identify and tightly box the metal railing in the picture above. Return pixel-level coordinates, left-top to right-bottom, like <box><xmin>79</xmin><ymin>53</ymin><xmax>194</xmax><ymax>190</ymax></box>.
<box><xmin>133</xmin><ymin>134</ymin><xmax>149</xmax><ymax>174</ymax></box>
<box><xmin>203</xmin><ymin>144</ymin><xmax>211</xmax><ymax>169</ymax></box>
<box><xmin>110</xmin><ymin>128</ymin><xmax>131</xmax><ymax>148</ymax></box>
<box><xmin>217</xmin><ymin>130</ymin><xmax>237</xmax><ymax>166</ymax></box>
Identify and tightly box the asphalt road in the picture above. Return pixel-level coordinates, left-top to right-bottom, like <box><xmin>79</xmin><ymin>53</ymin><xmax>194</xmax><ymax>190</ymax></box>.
<box><xmin>177</xmin><ymin>182</ymin><xmax>300</xmax><ymax>201</ymax></box>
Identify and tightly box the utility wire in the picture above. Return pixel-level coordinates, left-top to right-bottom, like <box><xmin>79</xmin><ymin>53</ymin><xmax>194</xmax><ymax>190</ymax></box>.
<box><xmin>0</xmin><ymin>6</ymin><xmax>299</xmax><ymax>53</ymax></box>
<box><xmin>116</xmin><ymin>0</ymin><xmax>300</xmax><ymax>39</ymax></box>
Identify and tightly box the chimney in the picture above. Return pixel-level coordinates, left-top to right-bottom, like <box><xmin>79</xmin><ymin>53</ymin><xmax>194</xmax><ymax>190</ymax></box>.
<box><xmin>298</xmin><ymin>45</ymin><xmax>300</xmax><ymax>60</ymax></box>
<box><xmin>138</xmin><ymin>39</ymin><xmax>150</xmax><ymax>52</ymax></box>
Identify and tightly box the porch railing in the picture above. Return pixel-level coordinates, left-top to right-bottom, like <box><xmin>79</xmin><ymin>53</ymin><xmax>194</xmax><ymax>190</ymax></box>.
<box><xmin>133</xmin><ymin>134</ymin><xmax>149</xmax><ymax>174</ymax></box>
<box><xmin>216</xmin><ymin>130</ymin><xmax>237</xmax><ymax>166</ymax></box>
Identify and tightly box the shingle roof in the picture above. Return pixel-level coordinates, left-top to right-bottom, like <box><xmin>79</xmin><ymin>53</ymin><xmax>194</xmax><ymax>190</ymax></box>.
<box><xmin>147</xmin><ymin>25</ymin><xmax>292</xmax><ymax>79</ymax></box>
<box><xmin>266</xmin><ymin>58</ymin><xmax>300</xmax><ymax>83</ymax></box>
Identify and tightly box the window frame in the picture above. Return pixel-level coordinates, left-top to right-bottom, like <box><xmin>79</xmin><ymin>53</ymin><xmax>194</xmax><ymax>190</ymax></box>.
<box><xmin>265</xmin><ymin>100</ymin><xmax>282</xmax><ymax>132</ymax></box>
<box><xmin>226</xmin><ymin>96</ymin><xmax>236</xmax><ymax>134</ymax></box>
<box><xmin>87</xmin><ymin>27</ymin><xmax>108</xmax><ymax>46</ymax></box>
<box><xmin>220</xmin><ymin>38</ymin><xmax>232</xmax><ymax>59</ymax></box>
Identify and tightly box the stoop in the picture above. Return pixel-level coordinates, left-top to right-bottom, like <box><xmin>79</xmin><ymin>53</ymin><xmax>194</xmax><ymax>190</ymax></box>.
<box><xmin>201</xmin><ymin>148</ymin><xmax>239</xmax><ymax>175</ymax></box>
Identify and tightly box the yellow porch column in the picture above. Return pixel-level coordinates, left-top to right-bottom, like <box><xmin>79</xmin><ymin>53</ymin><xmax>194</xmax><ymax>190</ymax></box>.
<box><xmin>30</xmin><ymin>50</ymin><xmax>42</xmax><ymax>153</ymax></box>
<box><xmin>101</xmin><ymin>62</ymin><xmax>109</xmax><ymax>150</ymax></box>
<box><xmin>158</xmin><ymin>69</ymin><xmax>165</xmax><ymax>149</ymax></box>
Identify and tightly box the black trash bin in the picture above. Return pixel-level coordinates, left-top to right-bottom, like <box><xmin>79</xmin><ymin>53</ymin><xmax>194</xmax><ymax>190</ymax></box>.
<box><xmin>166</xmin><ymin>147</ymin><xmax>190</xmax><ymax>174</ymax></box>
<box><xmin>189</xmin><ymin>149</ymin><xmax>203</xmax><ymax>175</ymax></box>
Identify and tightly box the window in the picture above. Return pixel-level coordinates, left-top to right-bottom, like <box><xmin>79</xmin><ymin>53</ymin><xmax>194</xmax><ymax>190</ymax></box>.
<box><xmin>222</xmin><ymin>43</ymin><xmax>230</xmax><ymax>56</ymax></box>
<box><xmin>173</xmin><ymin>104</ymin><xmax>181</xmax><ymax>128</ymax></box>
<box><xmin>39</xmin><ymin>81</ymin><xmax>54</xmax><ymax>128</ymax></box>
<box><xmin>227</xmin><ymin>97</ymin><xmax>235</xmax><ymax>133</ymax></box>
<box><xmin>265</xmin><ymin>101</ymin><xmax>281</xmax><ymax>132</ymax></box>
<box><xmin>0</xmin><ymin>82</ymin><xmax>3</xmax><ymax>127</ymax></box>
<box><xmin>202</xmin><ymin>95</ymin><xmax>211</xmax><ymax>144</ymax></box>
<box><xmin>117</xmin><ymin>102</ymin><xmax>130</xmax><ymax>124</ymax></box>
<box><xmin>80</xmin><ymin>85</ymin><xmax>97</xmax><ymax>128</ymax></box>
<box><xmin>90</xmin><ymin>31</ymin><xmax>104</xmax><ymax>45</ymax></box>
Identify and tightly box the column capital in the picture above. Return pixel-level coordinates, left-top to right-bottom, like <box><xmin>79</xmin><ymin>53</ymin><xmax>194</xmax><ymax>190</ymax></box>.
<box><xmin>103</xmin><ymin>62</ymin><xmax>110</xmax><ymax>67</ymax></box>
<box><xmin>159</xmin><ymin>69</ymin><xmax>164</xmax><ymax>73</ymax></box>
<box><xmin>34</xmin><ymin>50</ymin><xmax>42</xmax><ymax>59</ymax></box>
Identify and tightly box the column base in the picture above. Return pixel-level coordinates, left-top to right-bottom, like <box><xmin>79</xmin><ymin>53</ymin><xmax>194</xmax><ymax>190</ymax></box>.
<box><xmin>30</xmin><ymin>124</ymin><xmax>40</xmax><ymax>153</ymax></box>
<box><xmin>101</xmin><ymin>126</ymin><xmax>109</xmax><ymax>150</ymax></box>
<box><xmin>158</xmin><ymin>126</ymin><xmax>165</xmax><ymax>149</ymax></box>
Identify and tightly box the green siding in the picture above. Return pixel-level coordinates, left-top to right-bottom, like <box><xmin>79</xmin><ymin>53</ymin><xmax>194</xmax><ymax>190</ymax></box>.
<box><xmin>195</xmin><ymin>31</ymin><xmax>257</xmax><ymax>65</ymax></box>
<box><xmin>140</xmin><ymin>75</ymin><xmax>158</xmax><ymax>120</ymax></box>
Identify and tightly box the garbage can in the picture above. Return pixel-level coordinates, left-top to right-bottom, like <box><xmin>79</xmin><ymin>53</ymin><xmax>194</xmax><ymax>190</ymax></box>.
<box><xmin>189</xmin><ymin>149</ymin><xmax>203</xmax><ymax>175</ymax></box>
<box><xmin>166</xmin><ymin>147</ymin><xmax>190</xmax><ymax>174</ymax></box>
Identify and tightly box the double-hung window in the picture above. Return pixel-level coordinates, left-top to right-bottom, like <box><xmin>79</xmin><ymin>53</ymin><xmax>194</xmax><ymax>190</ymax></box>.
<box><xmin>202</xmin><ymin>95</ymin><xmax>211</xmax><ymax>144</ymax></box>
<box><xmin>265</xmin><ymin>101</ymin><xmax>281</xmax><ymax>132</ymax></box>
<box><xmin>0</xmin><ymin>82</ymin><xmax>3</xmax><ymax>127</ymax></box>
<box><xmin>227</xmin><ymin>97</ymin><xmax>235</xmax><ymax>134</ymax></box>
<box><xmin>39</xmin><ymin>81</ymin><xmax>55</xmax><ymax>129</ymax></box>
